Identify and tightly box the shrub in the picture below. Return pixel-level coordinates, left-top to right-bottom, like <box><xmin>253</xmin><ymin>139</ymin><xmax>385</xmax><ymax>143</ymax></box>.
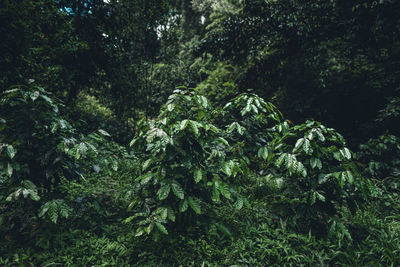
<box><xmin>264</xmin><ymin>120</ymin><xmax>373</xmax><ymax>240</ymax></box>
<box><xmin>220</xmin><ymin>93</ymin><xmax>284</xmax><ymax>171</ymax></box>
<box><xmin>126</xmin><ymin>88</ymin><xmax>245</xmax><ymax>238</ymax></box>
<box><xmin>0</xmin><ymin>87</ymin><xmax>75</xmax><ymax>235</ymax></box>
<box><xmin>0</xmin><ymin>86</ymin><xmax>123</xmax><ymax>237</ymax></box>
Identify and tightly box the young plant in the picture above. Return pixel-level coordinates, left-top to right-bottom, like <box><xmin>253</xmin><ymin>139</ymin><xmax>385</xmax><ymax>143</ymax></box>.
<box><xmin>265</xmin><ymin>120</ymin><xmax>373</xmax><ymax>240</ymax></box>
<box><xmin>0</xmin><ymin>87</ymin><xmax>119</xmax><ymax>235</ymax></box>
<box><xmin>126</xmin><ymin>89</ymin><xmax>244</xmax><ymax>237</ymax></box>
<box><xmin>0</xmin><ymin>87</ymin><xmax>75</xmax><ymax>234</ymax></box>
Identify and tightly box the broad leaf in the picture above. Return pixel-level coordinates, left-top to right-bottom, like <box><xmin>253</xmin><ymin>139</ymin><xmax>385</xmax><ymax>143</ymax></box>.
<box><xmin>167</xmin><ymin>207</ymin><xmax>175</xmax><ymax>222</ymax></box>
<box><xmin>258</xmin><ymin>147</ymin><xmax>269</xmax><ymax>160</ymax></box>
<box><xmin>222</xmin><ymin>161</ymin><xmax>233</xmax><ymax>176</ymax></box>
<box><xmin>310</xmin><ymin>158</ymin><xmax>318</xmax><ymax>169</ymax></box>
<box><xmin>30</xmin><ymin>91</ymin><xmax>40</xmax><ymax>101</ymax></box>
<box><xmin>171</xmin><ymin>182</ymin><xmax>185</xmax><ymax>199</ymax></box>
<box><xmin>194</xmin><ymin>168</ymin><xmax>203</xmax><ymax>183</ymax></box>
<box><xmin>303</xmin><ymin>139</ymin><xmax>312</xmax><ymax>155</ymax></box>
<box><xmin>156</xmin><ymin>222</ymin><xmax>168</xmax><ymax>235</ymax></box>
<box><xmin>142</xmin><ymin>158</ymin><xmax>152</xmax><ymax>171</ymax></box>
<box><xmin>188</xmin><ymin>197</ymin><xmax>201</xmax><ymax>214</ymax></box>
<box><xmin>98</xmin><ymin>129</ymin><xmax>111</xmax><ymax>136</ymax></box>
<box><xmin>234</xmin><ymin>196</ymin><xmax>244</xmax><ymax>210</ymax></box>
<box><xmin>189</xmin><ymin>120</ymin><xmax>199</xmax><ymax>136</ymax></box>
<box><xmin>293</xmin><ymin>138</ymin><xmax>304</xmax><ymax>152</ymax></box>
<box><xmin>179</xmin><ymin>199</ymin><xmax>189</xmax><ymax>212</ymax></box>
<box><xmin>6</xmin><ymin>163</ymin><xmax>13</xmax><ymax>177</ymax></box>
<box><xmin>217</xmin><ymin>182</ymin><xmax>231</xmax><ymax>199</ymax></box>
<box><xmin>180</xmin><ymin>119</ymin><xmax>189</xmax><ymax>130</ymax></box>
<box><xmin>6</xmin><ymin>145</ymin><xmax>16</xmax><ymax>159</ymax></box>
<box><xmin>157</xmin><ymin>184</ymin><xmax>171</xmax><ymax>200</ymax></box>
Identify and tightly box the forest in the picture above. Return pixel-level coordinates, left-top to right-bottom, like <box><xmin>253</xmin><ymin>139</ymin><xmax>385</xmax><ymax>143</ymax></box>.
<box><xmin>0</xmin><ymin>0</ymin><xmax>399</xmax><ymax>266</ymax></box>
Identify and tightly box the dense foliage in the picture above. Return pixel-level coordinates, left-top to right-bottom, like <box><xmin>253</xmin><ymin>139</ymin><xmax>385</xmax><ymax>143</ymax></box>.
<box><xmin>1</xmin><ymin>0</ymin><xmax>399</xmax><ymax>266</ymax></box>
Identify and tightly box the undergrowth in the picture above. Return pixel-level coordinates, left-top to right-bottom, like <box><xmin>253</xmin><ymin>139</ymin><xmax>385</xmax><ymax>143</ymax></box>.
<box><xmin>1</xmin><ymin>88</ymin><xmax>399</xmax><ymax>266</ymax></box>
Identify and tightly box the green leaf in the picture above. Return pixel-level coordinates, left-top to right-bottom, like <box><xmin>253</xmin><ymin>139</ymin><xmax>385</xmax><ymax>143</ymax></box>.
<box><xmin>215</xmin><ymin>222</ymin><xmax>232</xmax><ymax>237</ymax></box>
<box><xmin>212</xmin><ymin>182</ymin><xmax>220</xmax><ymax>202</ymax></box>
<box><xmin>241</xmin><ymin>103</ymin><xmax>251</xmax><ymax>116</ymax></box>
<box><xmin>6</xmin><ymin>145</ymin><xmax>16</xmax><ymax>159</ymax></box>
<box><xmin>342</xmin><ymin>171</ymin><xmax>354</xmax><ymax>184</ymax></box>
<box><xmin>156</xmin><ymin>222</ymin><xmax>168</xmax><ymax>235</ymax></box>
<box><xmin>300</xmin><ymin>163</ymin><xmax>307</xmax><ymax>177</ymax></box>
<box><xmin>286</xmin><ymin>154</ymin><xmax>295</xmax><ymax>170</ymax></box>
<box><xmin>29</xmin><ymin>190</ymin><xmax>40</xmax><ymax>201</ymax></box>
<box><xmin>51</xmin><ymin>122</ymin><xmax>59</xmax><ymax>133</ymax></box>
<box><xmin>157</xmin><ymin>184</ymin><xmax>171</xmax><ymax>200</ymax></box>
<box><xmin>198</xmin><ymin>96</ymin><xmax>209</xmax><ymax>108</ymax></box>
<box><xmin>227</xmin><ymin>122</ymin><xmax>245</xmax><ymax>135</ymax></box>
<box><xmin>135</xmin><ymin>172</ymin><xmax>153</xmax><ymax>183</ymax></box>
<box><xmin>188</xmin><ymin>197</ymin><xmax>201</xmax><ymax>214</ymax></box>
<box><xmin>328</xmin><ymin>221</ymin><xmax>336</xmax><ymax>239</ymax></box>
<box><xmin>340</xmin><ymin>148</ymin><xmax>352</xmax><ymax>160</ymax></box>
<box><xmin>206</xmin><ymin>124</ymin><xmax>219</xmax><ymax>133</ymax></box>
<box><xmin>21</xmin><ymin>189</ymin><xmax>29</xmax><ymax>199</ymax></box>
<box><xmin>167</xmin><ymin>103</ymin><xmax>174</xmax><ymax>111</ymax></box>
<box><xmin>303</xmin><ymin>139</ymin><xmax>312</xmax><ymax>155</ymax></box>
<box><xmin>135</xmin><ymin>228</ymin><xmax>144</xmax><ymax>237</ymax></box>
<box><xmin>276</xmin><ymin>153</ymin><xmax>286</xmax><ymax>168</ymax></box>
<box><xmin>316</xmin><ymin>159</ymin><xmax>322</xmax><ymax>170</ymax></box>
<box><xmin>159</xmin><ymin>207</ymin><xmax>168</xmax><ymax>220</ymax></box>
<box><xmin>78</xmin><ymin>142</ymin><xmax>88</xmax><ymax>155</ymax></box>
<box><xmin>234</xmin><ymin>196</ymin><xmax>244</xmax><ymax>210</ymax></box>
<box><xmin>217</xmin><ymin>137</ymin><xmax>229</xmax><ymax>146</ymax></box>
<box><xmin>194</xmin><ymin>168</ymin><xmax>203</xmax><ymax>183</ymax></box>
<box><xmin>180</xmin><ymin>119</ymin><xmax>189</xmax><ymax>130</ymax></box>
<box><xmin>251</xmin><ymin>104</ymin><xmax>258</xmax><ymax>114</ymax></box>
<box><xmin>98</xmin><ymin>129</ymin><xmax>111</xmax><ymax>136</ymax></box>
<box><xmin>50</xmin><ymin>211</ymin><xmax>58</xmax><ymax>224</ymax></box>
<box><xmin>347</xmin><ymin>171</ymin><xmax>354</xmax><ymax>184</ymax></box>
<box><xmin>258</xmin><ymin>147</ymin><xmax>269</xmax><ymax>160</ymax></box>
<box><xmin>171</xmin><ymin>182</ymin><xmax>185</xmax><ymax>199</ymax></box>
<box><xmin>222</xmin><ymin>161</ymin><xmax>232</xmax><ymax>176</ymax></box>
<box><xmin>337</xmin><ymin>222</ymin><xmax>352</xmax><ymax>241</ymax></box>
<box><xmin>179</xmin><ymin>199</ymin><xmax>189</xmax><ymax>212</ymax></box>
<box><xmin>142</xmin><ymin>158</ymin><xmax>152</xmax><ymax>171</ymax></box>
<box><xmin>189</xmin><ymin>120</ymin><xmax>199</xmax><ymax>136</ymax></box>
<box><xmin>6</xmin><ymin>163</ymin><xmax>13</xmax><ymax>177</ymax></box>
<box><xmin>310</xmin><ymin>191</ymin><xmax>316</xmax><ymax>205</ymax></box>
<box><xmin>316</xmin><ymin>130</ymin><xmax>325</xmax><ymax>142</ymax></box>
<box><xmin>111</xmin><ymin>158</ymin><xmax>118</xmax><ymax>171</ymax></box>
<box><xmin>167</xmin><ymin>207</ymin><xmax>175</xmax><ymax>222</ymax></box>
<box><xmin>39</xmin><ymin>203</ymin><xmax>50</xmax><ymax>218</ymax></box>
<box><xmin>40</xmin><ymin>94</ymin><xmax>53</xmax><ymax>104</ymax></box>
<box><xmin>218</xmin><ymin>182</ymin><xmax>231</xmax><ymax>199</ymax></box>
<box><xmin>316</xmin><ymin>192</ymin><xmax>326</xmax><ymax>202</ymax></box>
<box><xmin>333</xmin><ymin>152</ymin><xmax>343</xmax><ymax>161</ymax></box>
<box><xmin>30</xmin><ymin>91</ymin><xmax>40</xmax><ymax>101</ymax></box>
<box><xmin>307</xmin><ymin>131</ymin><xmax>314</xmax><ymax>140</ymax></box>
<box><xmin>144</xmin><ymin>223</ymin><xmax>154</xmax><ymax>234</ymax></box>
<box><xmin>293</xmin><ymin>138</ymin><xmax>304</xmax><ymax>152</ymax></box>
<box><xmin>310</xmin><ymin>158</ymin><xmax>318</xmax><ymax>169</ymax></box>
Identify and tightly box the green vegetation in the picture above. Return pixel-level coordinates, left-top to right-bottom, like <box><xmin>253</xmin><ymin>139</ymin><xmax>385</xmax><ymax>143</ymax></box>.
<box><xmin>1</xmin><ymin>0</ymin><xmax>399</xmax><ymax>266</ymax></box>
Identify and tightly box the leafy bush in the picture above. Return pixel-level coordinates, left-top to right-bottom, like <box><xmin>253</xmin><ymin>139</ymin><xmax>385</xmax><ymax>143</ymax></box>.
<box><xmin>0</xmin><ymin>86</ymin><xmax>126</xmax><ymax>237</ymax></box>
<box><xmin>357</xmin><ymin>134</ymin><xmax>400</xmax><ymax>180</ymax></box>
<box><xmin>126</xmin><ymin>88</ymin><xmax>244</xmax><ymax>237</ymax></box>
<box><xmin>221</xmin><ymin>93</ymin><xmax>284</xmax><ymax>169</ymax></box>
<box><xmin>357</xmin><ymin>134</ymin><xmax>400</xmax><ymax>217</ymax></box>
<box><xmin>0</xmin><ymin>87</ymin><xmax>75</xmax><ymax>235</ymax></box>
<box><xmin>265</xmin><ymin>120</ymin><xmax>373</xmax><ymax>239</ymax></box>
